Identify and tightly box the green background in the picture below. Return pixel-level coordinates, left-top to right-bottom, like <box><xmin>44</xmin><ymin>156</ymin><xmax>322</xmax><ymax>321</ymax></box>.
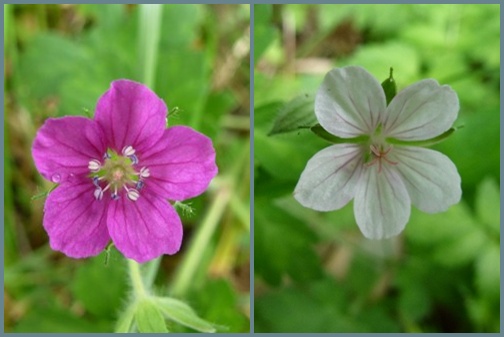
<box><xmin>254</xmin><ymin>4</ymin><xmax>500</xmax><ymax>333</ymax></box>
<box><xmin>4</xmin><ymin>4</ymin><xmax>250</xmax><ymax>332</ymax></box>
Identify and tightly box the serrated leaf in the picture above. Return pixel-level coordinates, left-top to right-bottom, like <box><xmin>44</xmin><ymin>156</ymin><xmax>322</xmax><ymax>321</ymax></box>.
<box><xmin>135</xmin><ymin>298</ymin><xmax>169</xmax><ymax>333</ymax></box>
<box><xmin>155</xmin><ymin>297</ymin><xmax>216</xmax><ymax>333</ymax></box>
<box><xmin>269</xmin><ymin>94</ymin><xmax>316</xmax><ymax>135</ymax></box>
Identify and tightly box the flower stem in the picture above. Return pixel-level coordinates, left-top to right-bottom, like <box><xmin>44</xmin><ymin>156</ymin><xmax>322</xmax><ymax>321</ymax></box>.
<box><xmin>138</xmin><ymin>4</ymin><xmax>162</xmax><ymax>88</ymax></box>
<box><xmin>128</xmin><ymin>259</ymin><xmax>148</xmax><ymax>299</ymax></box>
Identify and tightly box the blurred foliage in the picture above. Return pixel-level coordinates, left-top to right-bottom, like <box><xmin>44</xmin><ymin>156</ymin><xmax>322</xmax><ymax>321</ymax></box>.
<box><xmin>254</xmin><ymin>4</ymin><xmax>499</xmax><ymax>333</ymax></box>
<box><xmin>4</xmin><ymin>4</ymin><xmax>250</xmax><ymax>332</ymax></box>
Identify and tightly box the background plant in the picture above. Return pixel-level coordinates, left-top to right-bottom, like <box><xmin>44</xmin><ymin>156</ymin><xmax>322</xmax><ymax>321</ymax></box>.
<box><xmin>4</xmin><ymin>4</ymin><xmax>250</xmax><ymax>332</ymax></box>
<box><xmin>254</xmin><ymin>4</ymin><xmax>499</xmax><ymax>333</ymax></box>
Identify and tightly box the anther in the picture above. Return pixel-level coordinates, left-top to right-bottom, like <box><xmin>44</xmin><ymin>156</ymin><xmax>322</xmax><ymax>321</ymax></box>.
<box><xmin>92</xmin><ymin>176</ymin><xmax>100</xmax><ymax>187</ymax></box>
<box><xmin>140</xmin><ymin>167</ymin><xmax>150</xmax><ymax>178</ymax></box>
<box><xmin>122</xmin><ymin>146</ymin><xmax>136</xmax><ymax>157</ymax></box>
<box><xmin>103</xmin><ymin>152</ymin><xmax>111</xmax><ymax>159</ymax></box>
<box><xmin>126</xmin><ymin>188</ymin><xmax>140</xmax><ymax>201</ymax></box>
<box><xmin>88</xmin><ymin>159</ymin><xmax>102</xmax><ymax>172</ymax></box>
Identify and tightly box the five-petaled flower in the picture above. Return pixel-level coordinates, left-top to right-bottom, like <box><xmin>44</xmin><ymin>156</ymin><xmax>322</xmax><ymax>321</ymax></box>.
<box><xmin>294</xmin><ymin>66</ymin><xmax>461</xmax><ymax>239</ymax></box>
<box><xmin>32</xmin><ymin>80</ymin><xmax>218</xmax><ymax>263</ymax></box>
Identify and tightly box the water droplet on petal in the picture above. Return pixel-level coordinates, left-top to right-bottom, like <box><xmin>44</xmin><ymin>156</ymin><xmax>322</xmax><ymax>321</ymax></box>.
<box><xmin>51</xmin><ymin>174</ymin><xmax>61</xmax><ymax>183</ymax></box>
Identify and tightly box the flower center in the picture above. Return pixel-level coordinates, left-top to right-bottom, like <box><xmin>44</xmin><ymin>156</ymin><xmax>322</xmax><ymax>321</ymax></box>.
<box><xmin>88</xmin><ymin>146</ymin><xmax>150</xmax><ymax>201</ymax></box>
<box><xmin>365</xmin><ymin>142</ymin><xmax>397</xmax><ymax>173</ymax></box>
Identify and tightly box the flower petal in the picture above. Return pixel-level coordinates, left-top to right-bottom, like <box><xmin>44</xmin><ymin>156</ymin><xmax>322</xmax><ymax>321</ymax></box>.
<box><xmin>315</xmin><ymin>66</ymin><xmax>386</xmax><ymax>138</ymax></box>
<box><xmin>392</xmin><ymin>146</ymin><xmax>461</xmax><ymax>213</ymax></box>
<box><xmin>94</xmin><ymin>80</ymin><xmax>167</xmax><ymax>153</ymax></box>
<box><xmin>354</xmin><ymin>164</ymin><xmax>411</xmax><ymax>239</ymax></box>
<box><xmin>139</xmin><ymin>126</ymin><xmax>218</xmax><ymax>201</ymax></box>
<box><xmin>107</xmin><ymin>192</ymin><xmax>183</xmax><ymax>263</ymax></box>
<box><xmin>294</xmin><ymin>144</ymin><xmax>363</xmax><ymax>211</ymax></box>
<box><xmin>43</xmin><ymin>177</ymin><xmax>110</xmax><ymax>258</ymax></box>
<box><xmin>32</xmin><ymin>117</ymin><xmax>106</xmax><ymax>183</ymax></box>
<box><xmin>382</xmin><ymin>79</ymin><xmax>459</xmax><ymax>140</ymax></box>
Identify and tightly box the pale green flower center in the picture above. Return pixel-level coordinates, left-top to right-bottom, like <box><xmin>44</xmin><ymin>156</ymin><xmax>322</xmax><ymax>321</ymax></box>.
<box><xmin>88</xmin><ymin>146</ymin><xmax>150</xmax><ymax>201</ymax></box>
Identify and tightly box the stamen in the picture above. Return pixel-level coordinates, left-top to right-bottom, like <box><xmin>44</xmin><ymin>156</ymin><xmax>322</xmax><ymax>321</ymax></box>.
<box><xmin>125</xmin><ymin>187</ymin><xmax>140</xmax><ymax>201</ymax></box>
<box><xmin>103</xmin><ymin>152</ymin><xmax>111</xmax><ymax>159</ymax></box>
<box><xmin>140</xmin><ymin>167</ymin><xmax>150</xmax><ymax>178</ymax></box>
<box><xmin>93</xmin><ymin>187</ymin><xmax>104</xmax><ymax>200</ymax></box>
<box><xmin>128</xmin><ymin>154</ymin><xmax>139</xmax><ymax>165</ymax></box>
<box><xmin>122</xmin><ymin>146</ymin><xmax>136</xmax><ymax>157</ymax></box>
<box><xmin>88</xmin><ymin>159</ymin><xmax>102</xmax><ymax>172</ymax></box>
<box><xmin>92</xmin><ymin>176</ymin><xmax>100</xmax><ymax>187</ymax></box>
<box><xmin>136</xmin><ymin>180</ymin><xmax>145</xmax><ymax>190</ymax></box>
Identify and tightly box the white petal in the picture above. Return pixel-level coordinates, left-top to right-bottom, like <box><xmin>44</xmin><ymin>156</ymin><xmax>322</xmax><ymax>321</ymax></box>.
<box><xmin>354</xmin><ymin>164</ymin><xmax>411</xmax><ymax>239</ymax></box>
<box><xmin>315</xmin><ymin>66</ymin><xmax>386</xmax><ymax>138</ymax></box>
<box><xmin>294</xmin><ymin>144</ymin><xmax>363</xmax><ymax>211</ymax></box>
<box><xmin>383</xmin><ymin>79</ymin><xmax>459</xmax><ymax>140</ymax></box>
<box><xmin>391</xmin><ymin>146</ymin><xmax>461</xmax><ymax>213</ymax></box>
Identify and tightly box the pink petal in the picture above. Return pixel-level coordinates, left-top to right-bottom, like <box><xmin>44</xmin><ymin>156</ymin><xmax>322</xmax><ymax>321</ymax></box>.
<box><xmin>94</xmin><ymin>80</ymin><xmax>167</xmax><ymax>153</ymax></box>
<box><xmin>107</xmin><ymin>192</ymin><xmax>183</xmax><ymax>263</ymax></box>
<box><xmin>315</xmin><ymin>66</ymin><xmax>386</xmax><ymax>138</ymax></box>
<box><xmin>43</xmin><ymin>177</ymin><xmax>110</xmax><ymax>258</ymax></box>
<box><xmin>294</xmin><ymin>144</ymin><xmax>363</xmax><ymax>211</ymax></box>
<box><xmin>139</xmin><ymin>126</ymin><xmax>218</xmax><ymax>201</ymax></box>
<box><xmin>382</xmin><ymin>79</ymin><xmax>459</xmax><ymax>140</ymax></box>
<box><xmin>32</xmin><ymin>117</ymin><xmax>106</xmax><ymax>183</ymax></box>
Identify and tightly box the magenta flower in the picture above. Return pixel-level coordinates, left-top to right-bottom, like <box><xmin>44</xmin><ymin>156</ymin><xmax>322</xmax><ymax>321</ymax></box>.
<box><xmin>32</xmin><ymin>80</ymin><xmax>218</xmax><ymax>263</ymax></box>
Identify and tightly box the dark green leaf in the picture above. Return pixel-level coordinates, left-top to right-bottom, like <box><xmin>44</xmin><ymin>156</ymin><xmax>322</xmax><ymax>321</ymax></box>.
<box><xmin>381</xmin><ymin>67</ymin><xmax>396</xmax><ymax>105</ymax></box>
<box><xmin>311</xmin><ymin>124</ymin><xmax>368</xmax><ymax>144</ymax></box>
<box><xmin>269</xmin><ymin>94</ymin><xmax>316</xmax><ymax>135</ymax></box>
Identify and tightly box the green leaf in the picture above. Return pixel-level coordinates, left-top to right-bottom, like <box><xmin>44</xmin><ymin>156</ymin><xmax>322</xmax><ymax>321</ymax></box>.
<box><xmin>381</xmin><ymin>67</ymin><xmax>396</xmax><ymax>105</ymax></box>
<box><xmin>475</xmin><ymin>178</ymin><xmax>500</xmax><ymax>235</ymax></box>
<box><xmin>135</xmin><ymin>298</ymin><xmax>169</xmax><ymax>333</ymax></box>
<box><xmin>475</xmin><ymin>244</ymin><xmax>500</xmax><ymax>300</ymax></box>
<box><xmin>255</xmin><ymin>198</ymin><xmax>323</xmax><ymax>285</ymax></box>
<box><xmin>268</xmin><ymin>94</ymin><xmax>316</xmax><ymax>135</ymax></box>
<box><xmin>311</xmin><ymin>124</ymin><xmax>368</xmax><ymax>144</ymax></box>
<box><xmin>187</xmin><ymin>279</ymin><xmax>249</xmax><ymax>332</ymax></box>
<box><xmin>155</xmin><ymin>297</ymin><xmax>216</xmax><ymax>333</ymax></box>
<box><xmin>70</xmin><ymin>249</ymin><xmax>128</xmax><ymax>318</ymax></box>
<box><xmin>115</xmin><ymin>302</ymin><xmax>137</xmax><ymax>333</ymax></box>
<box><xmin>254</xmin><ymin>4</ymin><xmax>279</xmax><ymax>63</ymax></box>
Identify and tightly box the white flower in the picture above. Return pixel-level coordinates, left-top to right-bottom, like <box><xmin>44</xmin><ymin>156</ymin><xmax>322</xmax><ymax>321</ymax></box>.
<box><xmin>294</xmin><ymin>66</ymin><xmax>462</xmax><ymax>239</ymax></box>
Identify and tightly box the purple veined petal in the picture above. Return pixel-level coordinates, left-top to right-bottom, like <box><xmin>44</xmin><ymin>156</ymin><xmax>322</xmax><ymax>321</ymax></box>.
<box><xmin>43</xmin><ymin>177</ymin><xmax>110</xmax><ymax>258</ymax></box>
<box><xmin>315</xmin><ymin>66</ymin><xmax>386</xmax><ymax>138</ymax></box>
<box><xmin>32</xmin><ymin>116</ymin><xmax>106</xmax><ymax>183</ymax></box>
<box><xmin>391</xmin><ymin>146</ymin><xmax>461</xmax><ymax>213</ymax></box>
<box><xmin>294</xmin><ymin>144</ymin><xmax>364</xmax><ymax>211</ymax></box>
<box><xmin>94</xmin><ymin>80</ymin><xmax>167</xmax><ymax>153</ymax></box>
<box><xmin>382</xmin><ymin>79</ymin><xmax>459</xmax><ymax>141</ymax></box>
<box><xmin>107</xmin><ymin>191</ymin><xmax>183</xmax><ymax>263</ymax></box>
<box><xmin>139</xmin><ymin>126</ymin><xmax>218</xmax><ymax>201</ymax></box>
<box><xmin>354</xmin><ymin>164</ymin><xmax>411</xmax><ymax>239</ymax></box>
